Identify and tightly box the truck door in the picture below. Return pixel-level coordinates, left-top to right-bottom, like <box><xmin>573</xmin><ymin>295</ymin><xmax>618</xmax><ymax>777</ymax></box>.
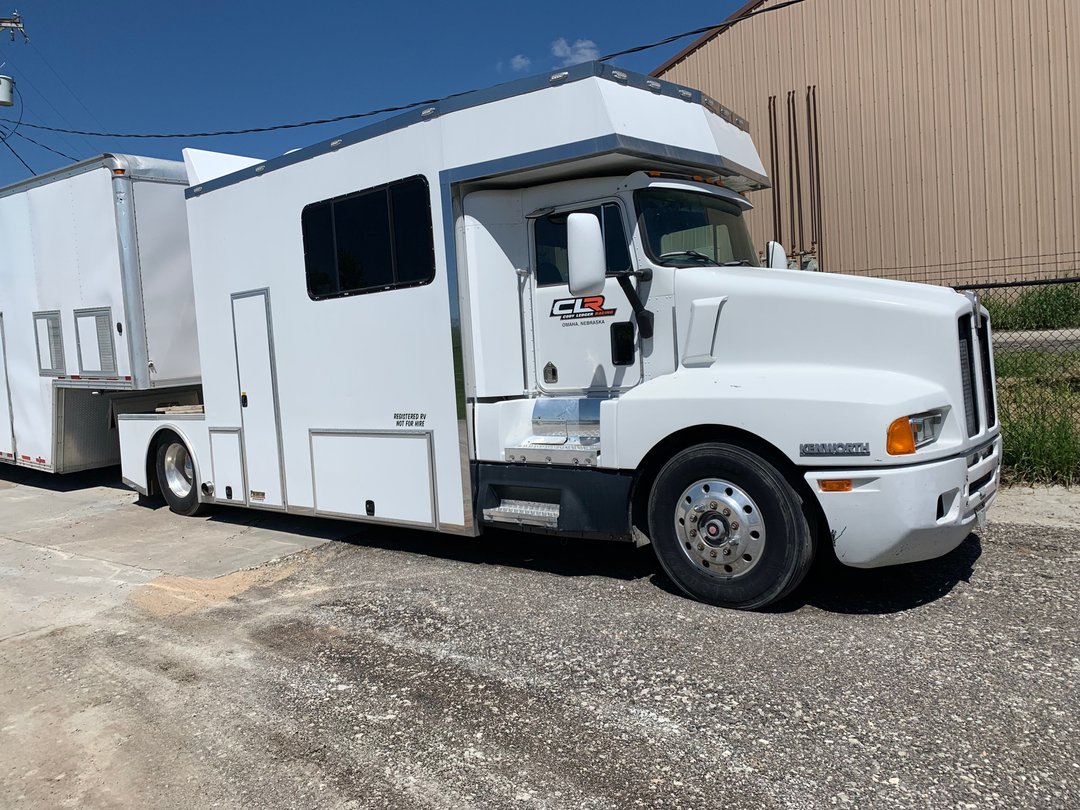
<box><xmin>231</xmin><ymin>289</ymin><xmax>285</xmax><ymax>508</ymax></box>
<box><xmin>0</xmin><ymin>314</ymin><xmax>14</xmax><ymax>459</ymax></box>
<box><xmin>530</xmin><ymin>202</ymin><xmax>641</xmax><ymax>393</ymax></box>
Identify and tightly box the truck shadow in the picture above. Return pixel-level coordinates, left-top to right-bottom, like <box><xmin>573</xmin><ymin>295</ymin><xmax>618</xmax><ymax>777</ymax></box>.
<box><xmin>765</xmin><ymin>533</ymin><xmax>983</xmax><ymax>615</ymax></box>
<box><xmin>0</xmin><ymin>463</ymin><xmax>131</xmax><ymax>493</ymax></box>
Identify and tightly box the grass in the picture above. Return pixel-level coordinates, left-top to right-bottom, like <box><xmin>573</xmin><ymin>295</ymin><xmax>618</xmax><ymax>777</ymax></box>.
<box><xmin>994</xmin><ymin>345</ymin><xmax>1080</xmax><ymax>484</ymax></box>
<box><xmin>983</xmin><ymin>283</ymin><xmax>1080</xmax><ymax>330</ymax></box>
<box><xmin>994</xmin><ymin>350</ymin><xmax>1080</xmax><ymax>380</ymax></box>
<box><xmin>997</xmin><ymin>380</ymin><xmax>1080</xmax><ymax>485</ymax></box>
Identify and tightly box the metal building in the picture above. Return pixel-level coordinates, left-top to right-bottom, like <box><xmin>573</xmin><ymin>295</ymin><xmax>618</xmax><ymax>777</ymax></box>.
<box><xmin>655</xmin><ymin>0</ymin><xmax>1080</xmax><ymax>286</ymax></box>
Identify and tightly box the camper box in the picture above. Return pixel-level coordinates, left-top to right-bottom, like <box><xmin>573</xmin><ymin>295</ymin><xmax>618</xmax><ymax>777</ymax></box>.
<box><xmin>0</xmin><ymin>154</ymin><xmax>200</xmax><ymax>473</ymax></box>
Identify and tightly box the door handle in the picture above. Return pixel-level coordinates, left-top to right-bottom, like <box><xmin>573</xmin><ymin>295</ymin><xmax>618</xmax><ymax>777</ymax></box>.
<box><xmin>241</xmin><ymin>392</ymin><xmax>248</xmax><ymax>408</ymax></box>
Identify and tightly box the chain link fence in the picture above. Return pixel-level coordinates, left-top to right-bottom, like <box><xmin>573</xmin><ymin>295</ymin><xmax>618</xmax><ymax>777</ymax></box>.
<box><xmin>955</xmin><ymin>277</ymin><xmax>1080</xmax><ymax>484</ymax></box>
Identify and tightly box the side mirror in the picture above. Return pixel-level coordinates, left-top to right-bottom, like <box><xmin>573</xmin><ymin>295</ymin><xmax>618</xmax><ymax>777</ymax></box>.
<box><xmin>567</xmin><ymin>212</ymin><xmax>607</xmax><ymax>296</ymax></box>
<box><xmin>766</xmin><ymin>241</ymin><xmax>789</xmax><ymax>270</ymax></box>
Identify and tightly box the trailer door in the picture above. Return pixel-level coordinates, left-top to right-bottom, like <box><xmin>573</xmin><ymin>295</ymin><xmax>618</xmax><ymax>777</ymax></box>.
<box><xmin>231</xmin><ymin>290</ymin><xmax>285</xmax><ymax>508</ymax></box>
<box><xmin>530</xmin><ymin>202</ymin><xmax>642</xmax><ymax>393</ymax></box>
<box><xmin>0</xmin><ymin>314</ymin><xmax>14</xmax><ymax>459</ymax></box>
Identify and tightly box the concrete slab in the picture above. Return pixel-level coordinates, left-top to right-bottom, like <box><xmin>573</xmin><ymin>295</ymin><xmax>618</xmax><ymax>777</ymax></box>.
<box><xmin>0</xmin><ymin>466</ymin><xmax>355</xmax><ymax>639</ymax></box>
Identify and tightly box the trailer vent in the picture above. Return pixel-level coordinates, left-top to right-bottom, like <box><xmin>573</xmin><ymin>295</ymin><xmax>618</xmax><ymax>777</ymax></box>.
<box><xmin>74</xmin><ymin>307</ymin><xmax>117</xmax><ymax>376</ymax></box>
<box><xmin>958</xmin><ymin>316</ymin><xmax>979</xmax><ymax>437</ymax></box>
<box><xmin>33</xmin><ymin>311</ymin><xmax>65</xmax><ymax>376</ymax></box>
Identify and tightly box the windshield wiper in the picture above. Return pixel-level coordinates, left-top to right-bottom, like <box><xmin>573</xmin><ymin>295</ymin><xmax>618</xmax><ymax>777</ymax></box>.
<box><xmin>659</xmin><ymin>250</ymin><xmax>718</xmax><ymax>266</ymax></box>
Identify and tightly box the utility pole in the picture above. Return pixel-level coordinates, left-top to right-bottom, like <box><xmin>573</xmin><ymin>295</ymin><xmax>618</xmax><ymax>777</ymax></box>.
<box><xmin>1</xmin><ymin>10</ymin><xmax>27</xmax><ymax>42</ymax></box>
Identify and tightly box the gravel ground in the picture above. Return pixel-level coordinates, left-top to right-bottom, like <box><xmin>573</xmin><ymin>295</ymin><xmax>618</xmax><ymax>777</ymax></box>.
<box><xmin>2</xmin><ymin>504</ymin><xmax>1078</xmax><ymax>808</ymax></box>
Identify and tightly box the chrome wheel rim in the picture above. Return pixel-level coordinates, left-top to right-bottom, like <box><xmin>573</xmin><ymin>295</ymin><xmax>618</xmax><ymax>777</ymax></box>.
<box><xmin>163</xmin><ymin>442</ymin><xmax>194</xmax><ymax>500</ymax></box>
<box><xmin>674</xmin><ymin>479</ymin><xmax>766</xmax><ymax>578</ymax></box>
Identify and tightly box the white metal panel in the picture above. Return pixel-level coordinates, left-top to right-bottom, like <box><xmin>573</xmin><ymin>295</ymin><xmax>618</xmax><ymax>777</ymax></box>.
<box><xmin>185</xmin><ymin>122</ymin><xmax>464</xmax><ymax>526</ymax></box>
<box><xmin>132</xmin><ymin>180</ymin><xmax>201</xmax><ymax>384</ymax></box>
<box><xmin>311</xmin><ymin>431</ymin><xmax>434</xmax><ymax>525</ymax></box>
<box><xmin>0</xmin><ymin>315</ymin><xmax>14</xmax><ymax>459</ymax></box>
<box><xmin>209</xmin><ymin>429</ymin><xmax>246</xmax><ymax>505</ymax></box>
<box><xmin>0</xmin><ymin>192</ymin><xmax>53</xmax><ymax>466</ymax></box>
<box><xmin>462</xmin><ymin>190</ymin><xmax>528</xmax><ymax>398</ymax></box>
<box><xmin>232</xmin><ymin>291</ymin><xmax>284</xmax><ymax>507</ymax></box>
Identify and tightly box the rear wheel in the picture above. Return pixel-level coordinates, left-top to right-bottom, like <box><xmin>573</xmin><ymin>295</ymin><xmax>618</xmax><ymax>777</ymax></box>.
<box><xmin>155</xmin><ymin>434</ymin><xmax>209</xmax><ymax>516</ymax></box>
<box><xmin>647</xmin><ymin>443</ymin><xmax>813</xmax><ymax>609</ymax></box>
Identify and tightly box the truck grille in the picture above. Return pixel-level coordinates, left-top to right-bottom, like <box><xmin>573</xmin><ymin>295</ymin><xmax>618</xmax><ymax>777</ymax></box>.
<box><xmin>977</xmin><ymin>319</ymin><xmax>997</xmax><ymax>429</ymax></box>
<box><xmin>958</xmin><ymin>316</ymin><xmax>979</xmax><ymax>437</ymax></box>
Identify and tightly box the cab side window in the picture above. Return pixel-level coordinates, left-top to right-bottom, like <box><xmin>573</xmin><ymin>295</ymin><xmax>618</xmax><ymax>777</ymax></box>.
<box><xmin>534</xmin><ymin>203</ymin><xmax>631</xmax><ymax>287</ymax></box>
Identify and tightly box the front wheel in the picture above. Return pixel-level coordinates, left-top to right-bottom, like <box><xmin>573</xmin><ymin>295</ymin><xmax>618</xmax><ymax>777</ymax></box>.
<box><xmin>647</xmin><ymin>443</ymin><xmax>814</xmax><ymax>609</ymax></box>
<box><xmin>155</xmin><ymin>435</ymin><xmax>209</xmax><ymax>517</ymax></box>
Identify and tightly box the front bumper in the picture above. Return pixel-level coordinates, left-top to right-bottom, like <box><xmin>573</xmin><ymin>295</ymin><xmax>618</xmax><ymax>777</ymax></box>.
<box><xmin>804</xmin><ymin>435</ymin><xmax>1001</xmax><ymax>568</ymax></box>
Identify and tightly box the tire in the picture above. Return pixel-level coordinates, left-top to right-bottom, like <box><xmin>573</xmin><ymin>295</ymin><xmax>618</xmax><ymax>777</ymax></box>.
<box><xmin>155</xmin><ymin>434</ymin><xmax>209</xmax><ymax>517</ymax></box>
<box><xmin>647</xmin><ymin>443</ymin><xmax>814</xmax><ymax>610</ymax></box>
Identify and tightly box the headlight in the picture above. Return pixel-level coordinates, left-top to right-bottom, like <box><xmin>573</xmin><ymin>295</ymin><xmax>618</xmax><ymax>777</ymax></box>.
<box><xmin>887</xmin><ymin>411</ymin><xmax>944</xmax><ymax>455</ymax></box>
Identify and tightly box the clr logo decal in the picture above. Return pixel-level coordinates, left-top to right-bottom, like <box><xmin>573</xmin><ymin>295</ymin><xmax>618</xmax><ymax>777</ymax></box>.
<box><xmin>550</xmin><ymin>296</ymin><xmax>617</xmax><ymax>320</ymax></box>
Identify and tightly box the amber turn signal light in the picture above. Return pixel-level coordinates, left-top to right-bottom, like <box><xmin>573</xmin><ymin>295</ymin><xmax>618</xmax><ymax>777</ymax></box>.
<box><xmin>819</xmin><ymin>479</ymin><xmax>853</xmax><ymax>493</ymax></box>
<box><xmin>887</xmin><ymin>416</ymin><xmax>917</xmax><ymax>455</ymax></box>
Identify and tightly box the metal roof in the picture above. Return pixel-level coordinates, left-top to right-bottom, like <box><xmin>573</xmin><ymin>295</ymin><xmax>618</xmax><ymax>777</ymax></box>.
<box><xmin>651</xmin><ymin>0</ymin><xmax>768</xmax><ymax>77</ymax></box>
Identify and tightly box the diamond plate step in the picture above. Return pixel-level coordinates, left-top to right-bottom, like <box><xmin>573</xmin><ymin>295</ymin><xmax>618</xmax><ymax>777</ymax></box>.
<box><xmin>482</xmin><ymin>499</ymin><xmax>560</xmax><ymax>529</ymax></box>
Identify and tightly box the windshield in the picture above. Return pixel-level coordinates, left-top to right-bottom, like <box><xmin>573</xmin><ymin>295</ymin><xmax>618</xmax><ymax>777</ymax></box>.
<box><xmin>635</xmin><ymin>187</ymin><xmax>760</xmax><ymax>268</ymax></box>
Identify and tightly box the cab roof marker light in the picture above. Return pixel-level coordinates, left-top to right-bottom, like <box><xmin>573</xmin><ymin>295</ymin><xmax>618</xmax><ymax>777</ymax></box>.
<box><xmin>611</xmin><ymin>70</ymin><xmax>628</xmax><ymax>82</ymax></box>
<box><xmin>678</xmin><ymin>89</ymin><xmax>692</xmax><ymax>99</ymax></box>
<box><xmin>420</xmin><ymin>107</ymin><xmax>436</xmax><ymax>118</ymax></box>
<box><xmin>646</xmin><ymin>80</ymin><xmax>662</xmax><ymax>91</ymax></box>
<box><xmin>549</xmin><ymin>71</ymin><xmax>569</xmax><ymax>82</ymax></box>
<box><xmin>330</xmin><ymin>139</ymin><xmax>343</xmax><ymax>149</ymax></box>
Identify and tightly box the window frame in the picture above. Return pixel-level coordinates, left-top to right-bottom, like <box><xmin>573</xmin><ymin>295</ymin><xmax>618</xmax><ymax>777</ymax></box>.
<box><xmin>33</xmin><ymin>310</ymin><xmax>65</xmax><ymax>377</ymax></box>
<box><xmin>532</xmin><ymin>199</ymin><xmax>633</xmax><ymax>288</ymax></box>
<box><xmin>301</xmin><ymin>174</ymin><xmax>436</xmax><ymax>302</ymax></box>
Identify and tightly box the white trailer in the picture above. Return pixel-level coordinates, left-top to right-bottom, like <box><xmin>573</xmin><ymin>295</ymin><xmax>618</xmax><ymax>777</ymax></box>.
<box><xmin>0</xmin><ymin>154</ymin><xmax>200</xmax><ymax>473</ymax></box>
<box><xmin>118</xmin><ymin>63</ymin><xmax>1001</xmax><ymax>609</ymax></box>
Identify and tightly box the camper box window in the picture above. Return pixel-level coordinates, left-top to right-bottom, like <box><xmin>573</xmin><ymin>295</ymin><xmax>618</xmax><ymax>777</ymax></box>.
<box><xmin>301</xmin><ymin>175</ymin><xmax>435</xmax><ymax>301</ymax></box>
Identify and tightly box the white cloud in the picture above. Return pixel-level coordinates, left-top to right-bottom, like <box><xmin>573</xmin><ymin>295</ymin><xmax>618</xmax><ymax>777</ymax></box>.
<box><xmin>510</xmin><ymin>54</ymin><xmax>531</xmax><ymax>72</ymax></box>
<box><xmin>551</xmin><ymin>37</ymin><xmax>600</xmax><ymax>66</ymax></box>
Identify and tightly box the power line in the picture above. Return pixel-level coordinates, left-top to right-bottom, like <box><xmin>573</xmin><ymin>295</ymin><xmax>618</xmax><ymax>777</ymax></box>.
<box><xmin>0</xmin><ymin>0</ymin><xmax>814</xmax><ymax>142</ymax></box>
<box><xmin>11</xmin><ymin>130</ymin><xmax>78</xmax><ymax>162</ymax></box>
<box><xmin>0</xmin><ymin>63</ymin><xmax>95</xmax><ymax>156</ymax></box>
<box><xmin>1</xmin><ymin>137</ymin><xmax>35</xmax><ymax>175</ymax></box>
<box><xmin>28</xmin><ymin>41</ymin><xmax>107</xmax><ymax>130</ymax></box>
<box><xmin>599</xmin><ymin>0</ymin><xmax>811</xmax><ymax>61</ymax></box>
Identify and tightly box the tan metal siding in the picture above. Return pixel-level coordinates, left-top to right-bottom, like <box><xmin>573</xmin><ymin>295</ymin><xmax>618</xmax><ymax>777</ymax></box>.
<box><xmin>659</xmin><ymin>0</ymin><xmax>1080</xmax><ymax>285</ymax></box>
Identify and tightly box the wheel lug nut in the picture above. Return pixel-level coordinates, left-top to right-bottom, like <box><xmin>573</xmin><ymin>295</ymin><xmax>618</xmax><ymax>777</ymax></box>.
<box><xmin>722</xmin><ymin>548</ymin><xmax>731</xmax><ymax>556</ymax></box>
<box><xmin>697</xmin><ymin>543</ymin><xmax>704</xmax><ymax>551</ymax></box>
<box><xmin>731</xmin><ymin>520</ymin><xmax>739</xmax><ymax>530</ymax></box>
<box><xmin>722</xmin><ymin>507</ymin><xmax>731</xmax><ymax>517</ymax></box>
<box><xmin>689</xmin><ymin>514</ymin><xmax>697</xmax><ymax>523</ymax></box>
<box><xmin>689</xmin><ymin>529</ymin><xmax>697</xmax><ymax>537</ymax></box>
<box><xmin>709</xmin><ymin>550</ymin><xmax>717</xmax><ymax>559</ymax></box>
<box><xmin>710</xmin><ymin>501</ymin><xmax>718</xmax><ymax>510</ymax></box>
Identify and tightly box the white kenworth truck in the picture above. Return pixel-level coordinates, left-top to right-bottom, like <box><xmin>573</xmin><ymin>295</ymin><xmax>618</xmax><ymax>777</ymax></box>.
<box><xmin>117</xmin><ymin>63</ymin><xmax>1001</xmax><ymax>609</ymax></box>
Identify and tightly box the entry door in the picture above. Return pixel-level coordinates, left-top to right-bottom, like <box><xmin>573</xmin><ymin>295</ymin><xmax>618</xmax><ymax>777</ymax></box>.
<box><xmin>0</xmin><ymin>315</ymin><xmax>14</xmax><ymax>458</ymax></box>
<box><xmin>232</xmin><ymin>290</ymin><xmax>285</xmax><ymax>508</ymax></box>
<box><xmin>531</xmin><ymin>202</ymin><xmax>642</xmax><ymax>393</ymax></box>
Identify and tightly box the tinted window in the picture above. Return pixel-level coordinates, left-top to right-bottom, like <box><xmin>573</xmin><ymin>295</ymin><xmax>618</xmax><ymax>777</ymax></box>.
<box><xmin>302</xmin><ymin>176</ymin><xmax>435</xmax><ymax>300</ymax></box>
<box><xmin>534</xmin><ymin>203</ymin><xmax>631</xmax><ymax>287</ymax></box>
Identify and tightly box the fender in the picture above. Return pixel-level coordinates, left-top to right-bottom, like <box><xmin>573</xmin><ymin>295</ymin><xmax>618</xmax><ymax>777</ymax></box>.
<box><xmin>610</xmin><ymin>364</ymin><xmax>952</xmax><ymax>471</ymax></box>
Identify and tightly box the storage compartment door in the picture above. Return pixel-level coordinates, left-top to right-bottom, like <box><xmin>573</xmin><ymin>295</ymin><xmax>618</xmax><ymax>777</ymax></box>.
<box><xmin>311</xmin><ymin>431</ymin><xmax>435</xmax><ymax>527</ymax></box>
<box><xmin>232</xmin><ymin>291</ymin><xmax>285</xmax><ymax>507</ymax></box>
<box><xmin>0</xmin><ymin>315</ymin><xmax>14</xmax><ymax>459</ymax></box>
<box><xmin>209</xmin><ymin>429</ymin><xmax>246</xmax><ymax>505</ymax></box>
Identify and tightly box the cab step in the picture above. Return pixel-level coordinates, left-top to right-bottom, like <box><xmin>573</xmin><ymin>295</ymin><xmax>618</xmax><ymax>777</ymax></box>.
<box><xmin>482</xmin><ymin>499</ymin><xmax>560</xmax><ymax>529</ymax></box>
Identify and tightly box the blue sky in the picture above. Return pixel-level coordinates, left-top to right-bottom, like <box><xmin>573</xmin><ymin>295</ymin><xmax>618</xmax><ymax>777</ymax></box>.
<box><xmin>0</xmin><ymin>2</ymin><xmax>741</xmax><ymax>188</ymax></box>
